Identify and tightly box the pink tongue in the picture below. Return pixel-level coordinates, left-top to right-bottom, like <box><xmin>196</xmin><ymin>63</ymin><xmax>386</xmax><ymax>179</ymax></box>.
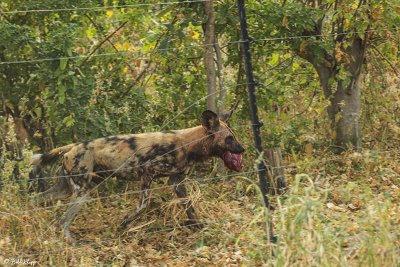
<box><xmin>223</xmin><ymin>151</ymin><xmax>244</xmax><ymax>172</ymax></box>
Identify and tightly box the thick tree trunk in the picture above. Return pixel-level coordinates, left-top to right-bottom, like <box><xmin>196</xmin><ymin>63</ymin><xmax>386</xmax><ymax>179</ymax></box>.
<box><xmin>331</xmin><ymin>76</ymin><xmax>361</xmax><ymax>151</ymax></box>
<box><xmin>203</xmin><ymin>0</ymin><xmax>217</xmax><ymax>112</ymax></box>
<box><xmin>312</xmin><ymin>35</ymin><xmax>365</xmax><ymax>152</ymax></box>
<box><xmin>316</xmin><ymin>66</ymin><xmax>362</xmax><ymax>152</ymax></box>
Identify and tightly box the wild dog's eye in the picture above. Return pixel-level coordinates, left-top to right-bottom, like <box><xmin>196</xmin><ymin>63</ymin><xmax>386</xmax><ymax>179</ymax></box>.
<box><xmin>225</xmin><ymin>136</ymin><xmax>234</xmax><ymax>144</ymax></box>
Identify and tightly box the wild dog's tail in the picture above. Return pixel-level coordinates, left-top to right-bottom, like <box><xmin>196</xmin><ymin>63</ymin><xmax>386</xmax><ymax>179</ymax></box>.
<box><xmin>32</xmin><ymin>143</ymin><xmax>76</xmax><ymax>167</ymax></box>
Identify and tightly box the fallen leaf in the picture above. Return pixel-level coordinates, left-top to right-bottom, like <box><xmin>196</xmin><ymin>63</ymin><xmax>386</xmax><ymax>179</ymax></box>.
<box><xmin>347</xmin><ymin>223</ymin><xmax>360</xmax><ymax>234</ymax></box>
<box><xmin>331</xmin><ymin>191</ymin><xmax>342</xmax><ymax>204</ymax></box>
<box><xmin>327</xmin><ymin>202</ymin><xmax>346</xmax><ymax>212</ymax></box>
<box><xmin>348</xmin><ymin>203</ymin><xmax>359</xmax><ymax>211</ymax></box>
<box><xmin>305</xmin><ymin>143</ymin><xmax>313</xmax><ymax>156</ymax></box>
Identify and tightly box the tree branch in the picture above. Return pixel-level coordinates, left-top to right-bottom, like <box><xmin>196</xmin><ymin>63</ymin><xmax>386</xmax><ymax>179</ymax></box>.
<box><xmin>117</xmin><ymin>17</ymin><xmax>177</xmax><ymax>99</ymax></box>
<box><xmin>117</xmin><ymin>60</ymin><xmax>152</xmax><ymax>99</ymax></box>
<box><xmin>85</xmin><ymin>15</ymin><xmax>135</xmax><ymax>73</ymax></box>
<box><xmin>79</xmin><ymin>21</ymin><xmax>128</xmax><ymax>66</ymax></box>
<box><xmin>0</xmin><ymin>8</ymin><xmax>12</xmax><ymax>23</ymax></box>
<box><xmin>295</xmin><ymin>87</ymin><xmax>317</xmax><ymax>116</ymax></box>
<box><xmin>370</xmin><ymin>44</ymin><xmax>400</xmax><ymax>77</ymax></box>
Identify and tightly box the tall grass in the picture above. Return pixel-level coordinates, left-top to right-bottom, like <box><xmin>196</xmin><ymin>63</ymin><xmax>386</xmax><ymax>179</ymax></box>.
<box><xmin>235</xmin><ymin>155</ymin><xmax>399</xmax><ymax>267</ymax></box>
<box><xmin>0</xmin><ymin>134</ymin><xmax>399</xmax><ymax>266</ymax></box>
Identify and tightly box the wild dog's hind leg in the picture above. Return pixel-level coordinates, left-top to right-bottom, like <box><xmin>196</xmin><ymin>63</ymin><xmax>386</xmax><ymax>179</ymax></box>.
<box><xmin>59</xmin><ymin>148</ymin><xmax>95</xmax><ymax>244</ymax></box>
<box><xmin>168</xmin><ymin>175</ymin><xmax>200</xmax><ymax>228</ymax></box>
<box><xmin>118</xmin><ymin>176</ymin><xmax>152</xmax><ymax>233</ymax></box>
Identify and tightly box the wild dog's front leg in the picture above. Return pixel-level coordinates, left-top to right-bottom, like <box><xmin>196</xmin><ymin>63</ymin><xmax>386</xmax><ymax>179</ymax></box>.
<box><xmin>168</xmin><ymin>175</ymin><xmax>201</xmax><ymax>228</ymax></box>
<box><xmin>59</xmin><ymin>148</ymin><xmax>95</xmax><ymax>245</ymax></box>
<box><xmin>118</xmin><ymin>176</ymin><xmax>152</xmax><ymax>233</ymax></box>
<box><xmin>60</xmin><ymin>193</ymin><xmax>91</xmax><ymax>245</ymax></box>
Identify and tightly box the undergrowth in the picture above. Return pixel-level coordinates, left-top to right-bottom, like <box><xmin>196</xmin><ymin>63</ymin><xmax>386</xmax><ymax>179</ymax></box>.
<box><xmin>0</xmin><ymin>143</ymin><xmax>399</xmax><ymax>266</ymax></box>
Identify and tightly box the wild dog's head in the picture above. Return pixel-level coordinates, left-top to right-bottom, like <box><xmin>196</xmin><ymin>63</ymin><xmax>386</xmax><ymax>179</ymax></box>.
<box><xmin>201</xmin><ymin>110</ymin><xmax>245</xmax><ymax>172</ymax></box>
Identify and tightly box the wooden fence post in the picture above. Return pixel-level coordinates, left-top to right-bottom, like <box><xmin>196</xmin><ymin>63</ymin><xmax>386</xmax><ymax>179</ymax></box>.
<box><xmin>265</xmin><ymin>147</ymin><xmax>286</xmax><ymax>195</ymax></box>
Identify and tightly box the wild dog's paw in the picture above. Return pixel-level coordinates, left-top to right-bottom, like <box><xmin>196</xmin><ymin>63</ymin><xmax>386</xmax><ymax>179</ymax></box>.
<box><xmin>63</xmin><ymin>229</ymin><xmax>78</xmax><ymax>246</ymax></box>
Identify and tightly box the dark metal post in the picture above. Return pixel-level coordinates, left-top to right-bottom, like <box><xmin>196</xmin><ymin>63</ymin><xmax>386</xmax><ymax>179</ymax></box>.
<box><xmin>237</xmin><ymin>0</ymin><xmax>270</xmax><ymax>208</ymax></box>
<box><xmin>237</xmin><ymin>0</ymin><xmax>276</xmax><ymax>243</ymax></box>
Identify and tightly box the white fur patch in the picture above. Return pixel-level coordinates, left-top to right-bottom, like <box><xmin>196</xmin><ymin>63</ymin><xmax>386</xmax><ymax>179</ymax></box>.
<box><xmin>31</xmin><ymin>154</ymin><xmax>43</xmax><ymax>166</ymax></box>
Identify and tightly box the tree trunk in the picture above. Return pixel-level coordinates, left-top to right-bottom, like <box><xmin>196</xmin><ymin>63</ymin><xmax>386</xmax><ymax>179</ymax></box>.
<box><xmin>214</xmin><ymin>39</ymin><xmax>225</xmax><ymax>114</ymax></box>
<box><xmin>313</xmin><ymin>36</ymin><xmax>365</xmax><ymax>152</ymax></box>
<box><xmin>317</xmin><ymin>68</ymin><xmax>362</xmax><ymax>152</ymax></box>
<box><xmin>203</xmin><ymin>0</ymin><xmax>217</xmax><ymax>112</ymax></box>
<box><xmin>331</xmin><ymin>76</ymin><xmax>361</xmax><ymax>151</ymax></box>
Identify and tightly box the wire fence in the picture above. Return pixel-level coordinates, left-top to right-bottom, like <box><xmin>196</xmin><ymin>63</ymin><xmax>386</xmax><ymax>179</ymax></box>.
<box><xmin>1</xmin><ymin>156</ymin><xmax>284</xmax><ymax>185</ymax></box>
<box><xmin>0</xmin><ymin>0</ymin><xmax>398</xmax><ymax>254</ymax></box>
<box><xmin>0</xmin><ymin>67</ymin><xmax>319</xmax><ymax>188</ymax></box>
<box><xmin>0</xmin><ymin>29</ymin><xmax>391</xmax><ymax>65</ymax></box>
<box><xmin>1</xmin><ymin>148</ymin><xmax>397</xmax><ymax>214</ymax></box>
<box><xmin>0</xmin><ymin>169</ymin><xmax>262</xmax><ymax>215</ymax></box>
<box><xmin>0</xmin><ymin>0</ymin><xmax>210</xmax><ymax>14</ymax></box>
<box><xmin>1</xmin><ymin>143</ymin><xmax>397</xmax><ymax>187</ymax></box>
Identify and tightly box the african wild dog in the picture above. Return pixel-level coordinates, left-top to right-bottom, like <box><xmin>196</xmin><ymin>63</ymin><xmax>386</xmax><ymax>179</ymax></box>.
<box><xmin>31</xmin><ymin>110</ymin><xmax>245</xmax><ymax>243</ymax></box>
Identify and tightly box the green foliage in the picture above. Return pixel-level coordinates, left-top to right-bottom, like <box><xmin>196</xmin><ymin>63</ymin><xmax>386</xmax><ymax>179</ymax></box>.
<box><xmin>0</xmin><ymin>0</ymin><xmax>398</xmax><ymax>151</ymax></box>
<box><xmin>0</xmin><ymin>118</ymin><xmax>32</xmax><ymax>185</ymax></box>
<box><xmin>0</xmin><ymin>1</ymin><xmax>399</xmax><ymax>265</ymax></box>
<box><xmin>0</xmin><ymin>0</ymin><xmax>209</xmax><ymax>145</ymax></box>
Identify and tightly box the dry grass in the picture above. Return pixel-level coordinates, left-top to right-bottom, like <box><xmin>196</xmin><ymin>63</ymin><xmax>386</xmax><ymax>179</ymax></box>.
<box><xmin>0</xmin><ymin>146</ymin><xmax>399</xmax><ymax>266</ymax></box>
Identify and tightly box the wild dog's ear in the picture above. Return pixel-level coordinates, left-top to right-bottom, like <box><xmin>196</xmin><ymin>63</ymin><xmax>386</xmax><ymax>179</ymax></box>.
<box><xmin>201</xmin><ymin>110</ymin><xmax>220</xmax><ymax>131</ymax></box>
<box><xmin>219</xmin><ymin>110</ymin><xmax>233</xmax><ymax>122</ymax></box>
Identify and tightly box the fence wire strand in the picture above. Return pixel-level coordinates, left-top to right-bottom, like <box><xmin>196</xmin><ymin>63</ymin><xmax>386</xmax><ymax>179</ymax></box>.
<box><xmin>2</xmin><ymin>149</ymin><xmax>397</xmax><ymax>214</ymax></box>
<box><xmin>0</xmin><ymin>0</ymin><xmax>209</xmax><ymax>14</ymax></box>
<box><xmin>0</xmin><ymin>29</ymin><xmax>391</xmax><ymax>65</ymax></box>
<box><xmin>2</xmin><ymin>146</ymin><xmax>396</xmax><ymax>186</ymax></box>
